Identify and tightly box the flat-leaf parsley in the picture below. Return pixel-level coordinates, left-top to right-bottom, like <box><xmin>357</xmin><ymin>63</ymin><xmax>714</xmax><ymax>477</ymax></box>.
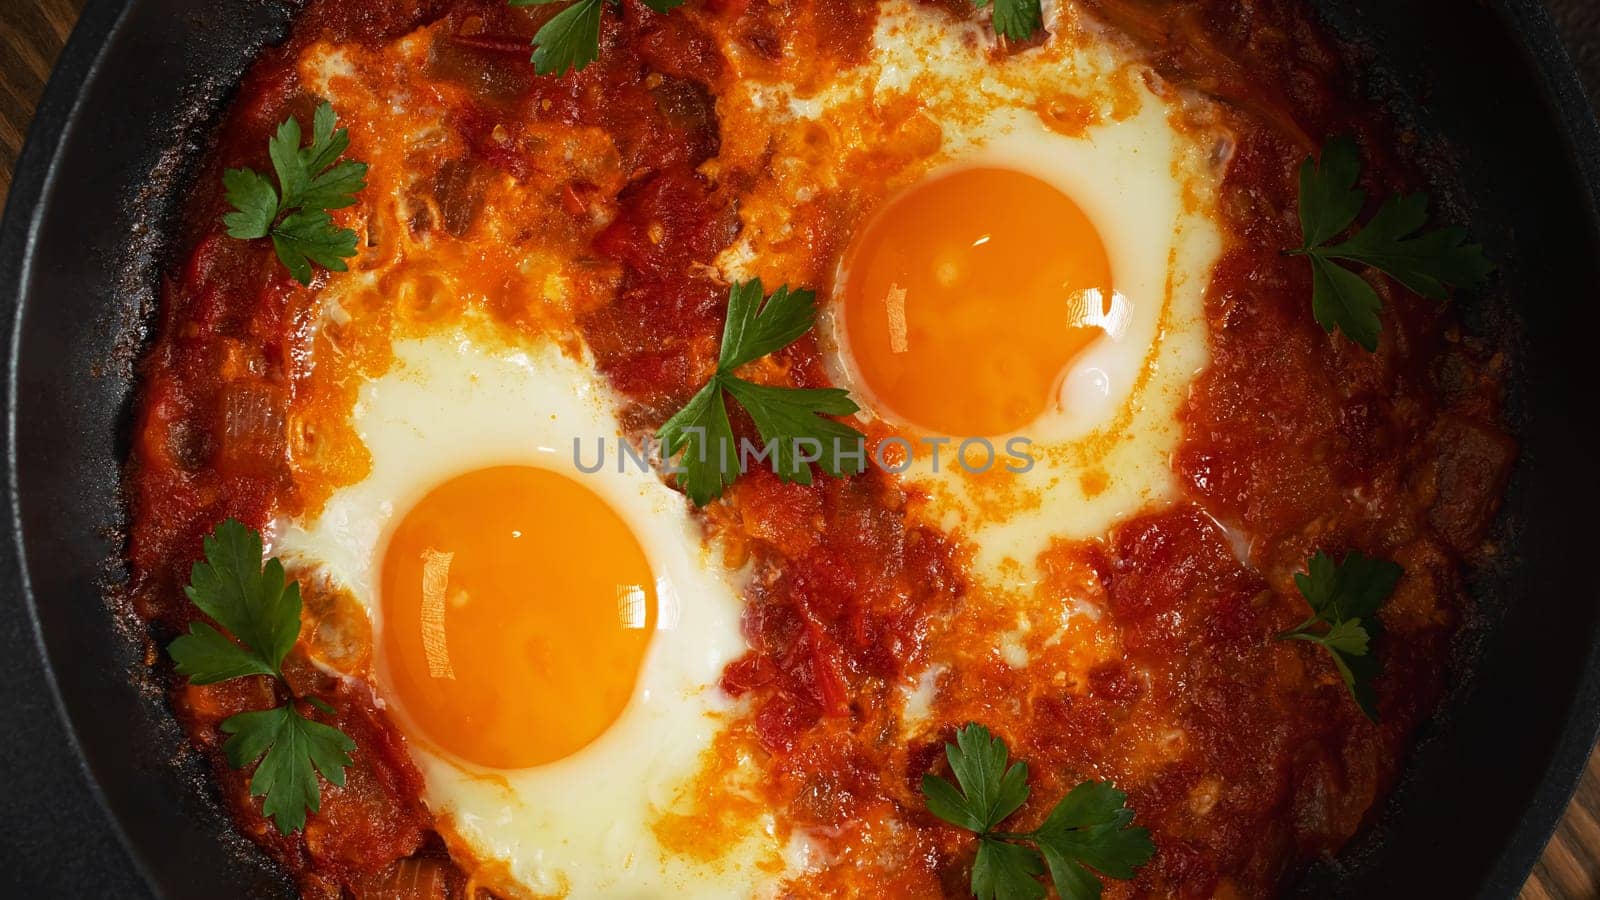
<box><xmin>510</xmin><ymin>0</ymin><xmax>685</xmax><ymax>75</ymax></box>
<box><xmin>168</xmin><ymin>519</ymin><xmax>356</xmax><ymax>834</ymax></box>
<box><xmin>973</xmin><ymin>0</ymin><xmax>1043</xmax><ymax>40</ymax></box>
<box><xmin>921</xmin><ymin>723</ymin><xmax>1154</xmax><ymax>900</ymax></box>
<box><xmin>1288</xmin><ymin>136</ymin><xmax>1492</xmax><ymax>351</ymax></box>
<box><xmin>658</xmin><ymin>279</ymin><xmax>866</xmax><ymax>506</ymax></box>
<box><xmin>223</xmin><ymin>102</ymin><xmax>367</xmax><ymax>285</ymax></box>
<box><xmin>1276</xmin><ymin>549</ymin><xmax>1403</xmax><ymax>720</ymax></box>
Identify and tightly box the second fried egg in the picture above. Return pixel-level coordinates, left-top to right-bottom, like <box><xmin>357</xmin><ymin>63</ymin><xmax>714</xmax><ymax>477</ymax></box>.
<box><xmin>716</xmin><ymin>0</ymin><xmax>1231</xmax><ymax>591</ymax></box>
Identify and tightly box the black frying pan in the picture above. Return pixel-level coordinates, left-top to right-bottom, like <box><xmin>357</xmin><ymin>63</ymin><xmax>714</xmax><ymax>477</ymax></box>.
<box><xmin>4</xmin><ymin>0</ymin><xmax>1600</xmax><ymax>896</ymax></box>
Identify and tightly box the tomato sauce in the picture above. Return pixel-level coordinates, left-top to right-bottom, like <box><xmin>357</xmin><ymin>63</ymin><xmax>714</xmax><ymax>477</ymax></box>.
<box><xmin>125</xmin><ymin>0</ymin><xmax>1511</xmax><ymax>896</ymax></box>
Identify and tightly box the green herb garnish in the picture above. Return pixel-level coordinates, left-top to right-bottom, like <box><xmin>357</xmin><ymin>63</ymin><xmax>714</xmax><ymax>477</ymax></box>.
<box><xmin>222</xmin><ymin>102</ymin><xmax>367</xmax><ymax>285</ymax></box>
<box><xmin>1276</xmin><ymin>549</ymin><xmax>1403</xmax><ymax>720</ymax></box>
<box><xmin>511</xmin><ymin>0</ymin><xmax>685</xmax><ymax>76</ymax></box>
<box><xmin>973</xmin><ymin>0</ymin><xmax>1043</xmax><ymax>40</ymax></box>
<box><xmin>168</xmin><ymin>519</ymin><xmax>355</xmax><ymax>834</ymax></box>
<box><xmin>921</xmin><ymin>724</ymin><xmax>1154</xmax><ymax>900</ymax></box>
<box><xmin>1288</xmin><ymin>135</ymin><xmax>1493</xmax><ymax>351</ymax></box>
<box><xmin>658</xmin><ymin>278</ymin><xmax>866</xmax><ymax>506</ymax></box>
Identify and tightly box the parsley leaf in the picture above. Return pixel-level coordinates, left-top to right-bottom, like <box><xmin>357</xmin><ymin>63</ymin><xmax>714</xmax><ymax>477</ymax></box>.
<box><xmin>1289</xmin><ymin>136</ymin><xmax>1492</xmax><ymax>351</ymax></box>
<box><xmin>166</xmin><ymin>519</ymin><xmax>356</xmax><ymax>834</ymax></box>
<box><xmin>1308</xmin><ymin>254</ymin><xmax>1386</xmax><ymax>353</ymax></box>
<box><xmin>300</xmin><ymin>103</ymin><xmax>358</xmax><ymax>187</ymax></box>
<box><xmin>1035</xmin><ymin>782</ymin><xmax>1153</xmax><ymax>894</ymax></box>
<box><xmin>718</xmin><ymin>280</ymin><xmax>817</xmax><ymax>371</ymax></box>
<box><xmin>720</xmin><ymin>380</ymin><xmax>863</xmax><ymax>483</ymax></box>
<box><xmin>658</xmin><ymin>378</ymin><xmax>740</xmax><ymax>506</ymax></box>
<box><xmin>923</xmin><ymin>722</ymin><xmax>1032</xmax><ymax>832</ymax></box>
<box><xmin>658</xmin><ymin>279</ymin><xmax>867</xmax><ymax>506</ymax></box>
<box><xmin>1277</xmin><ymin>550</ymin><xmax>1403</xmax><ymax>720</ymax></box>
<box><xmin>922</xmin><ymin>724</ymin><xmax>1154</xmax><ymax>900</ymax></box>
<box><xmin>512</xmin><ymin>0</ymin><xmax>684</xmax><ymax>76</ymax></box>
<box><xmin>516</xmin><ymin>0</ymin><xmax>604</xmax><ymax>75</ymax></box>
<box><xmin>272</xmin><ymin>208</ymin><xmax>359</xmax><ymax>285</ymax></box>
<box><xmin>267</xmin><ymin>115</ymin><xmax>311</xmax><ymax>209</ymax></box>
<box><xmin>1320</xmin><ymin>192</ymin><xmax>1496</xmax><ymax>299</ymax></box>
<box><xmin>167</xmin><ymin>622</ymin><xmax>278</xmax><ymax>685</ymax></box>
<box><xmin>1296</xmin><ymin>135</ymin><xmax>1365</xmax><ymax>248</ymax></box>
<box><xmin>222</xmin><ymin>102</ymin><xmax>367</xmax><ymax>285</ymax></box>
<box><xmin>221</xmin><ymin>169</ymin><xmax>278</xmax><ymax>241</ymax></box>
<box><xmin>1294</xmin><ymin>550</ymin><xmax>1400</xmax><ymax>629</ymax></box>
<box><xmin>169</xmin><ymin>519</ymin><xmax>301</xmax><ymax>683</ymax></box>
<box><xmin>974</xmin><ymin>0</ymin><xmax>1043</xmax><ymax>41</ymax></box>
<box><xmin>975</xmin><ymin>840</ymin><xmax>1048</xmax><ymax>900</ymax></box>
<box><xmin>222</xmin><ymin>704</ymin><xmax>357</xmax><ymax>834</ymax></box>
<box><xmin>296</xmin><ymin>159</ymin><xmax>366</xmax><ymax>212</ymax></box>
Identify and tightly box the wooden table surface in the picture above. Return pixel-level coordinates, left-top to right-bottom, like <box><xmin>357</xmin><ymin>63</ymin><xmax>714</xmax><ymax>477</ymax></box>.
<box><xmin>2</xmin><ymin>0</ymin><xmax>1597</xmax><ymax>896</ymax></box>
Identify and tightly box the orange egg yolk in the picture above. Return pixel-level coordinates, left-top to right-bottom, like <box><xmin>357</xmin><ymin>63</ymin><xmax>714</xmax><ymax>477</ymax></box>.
<box><xmin>380</xmin><ymin>465</ymin><xmax>657</xmax><ymax>769</ymax></box>
<box><xmin>839</xmin><ymin>166</ymin><xmax>1115</xmax><ymax>436</ymax></box>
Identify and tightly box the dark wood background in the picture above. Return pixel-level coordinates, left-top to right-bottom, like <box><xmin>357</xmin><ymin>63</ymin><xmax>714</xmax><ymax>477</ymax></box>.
<box><xmin>1</xmin><ymin>0</ymin><xmax>1596</xmax><ymax>896</ymax></box>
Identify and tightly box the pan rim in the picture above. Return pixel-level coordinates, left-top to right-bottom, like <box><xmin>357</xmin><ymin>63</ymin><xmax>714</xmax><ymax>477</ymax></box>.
<box><xmin>3</xmin><ymin>0</ymin><xmax>1599</xmax><ymax>896</ymax></box>
<box><xmin>2</xmin><ymin>0</ymin><xmax>158</xmax><ymax>894</ymax></box>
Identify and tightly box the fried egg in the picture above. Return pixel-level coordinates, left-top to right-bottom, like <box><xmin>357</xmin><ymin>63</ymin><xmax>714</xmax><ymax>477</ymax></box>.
<box><xmin>715</xmin><ymin>0</ymin><xmax>1230</xmax><ymax>592</ymax></box>
<box><xmin>274</xmin><ymin>332</ymin><xmax>786</xmax><ymax>895</ymax></box>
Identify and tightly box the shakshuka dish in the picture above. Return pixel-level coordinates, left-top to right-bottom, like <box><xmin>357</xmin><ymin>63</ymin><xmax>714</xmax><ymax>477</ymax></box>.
<box><xmin>123</xmin><ymin>0</ymin><xmax>1513</xmax><ymax>896</ymax></box>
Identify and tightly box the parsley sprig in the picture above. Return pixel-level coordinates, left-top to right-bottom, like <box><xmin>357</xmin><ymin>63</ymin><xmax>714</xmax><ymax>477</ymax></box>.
<box><xmin>1288</xmin><ymin>136</ymin><xmax>1493</xmax><ymax>351</ymax></box>
<box><xmin>658</xmin><ymin>279</ymin><xmax>867</xmax><ymax>506</ymax></box>
<box><xmin>168</xmin><ymin>519</ymin><xmax>356</xmax><ymax>834</ymax></box>
<box><xmin>974</xmin><ymin>0</ymin><xmax>1043</xmax><ymax>40</ymax></box>
<box><xmin>922</xmin><ymin>724</ymin><xmax>1154</xmax><ymax>900</ymax></box>
<box><xmin>510</xmin><ymin>0</ymin><xmax>685</xmax><ymax>76</ymax></box>
<box><xmin>1276</xmin><ymin>550</ymin><xmax>1403</xmax><ymax>721</ymax></box>
<box><xmin>223</xmin><ymin>102</ymin><xmax>367</xmax><ymax>286</ymax></box>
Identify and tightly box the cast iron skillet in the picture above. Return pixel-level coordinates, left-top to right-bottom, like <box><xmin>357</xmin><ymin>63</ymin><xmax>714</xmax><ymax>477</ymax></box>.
<box><xmin>3</xmin><ymin>0</ymin><xmax>1599</xmax><ymax>896</ymax></box>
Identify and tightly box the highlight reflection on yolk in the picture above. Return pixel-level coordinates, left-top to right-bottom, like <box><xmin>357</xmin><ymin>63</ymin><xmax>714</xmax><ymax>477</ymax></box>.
<box><xmin>840</xmin><ymin>167</ymin><xmax>1115</xmax><ymax>436</ymax></box>
<box><xmin>380</xmin><ymin>465</ymin><xmax>657</xmax><ymax>769</ymax></box>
